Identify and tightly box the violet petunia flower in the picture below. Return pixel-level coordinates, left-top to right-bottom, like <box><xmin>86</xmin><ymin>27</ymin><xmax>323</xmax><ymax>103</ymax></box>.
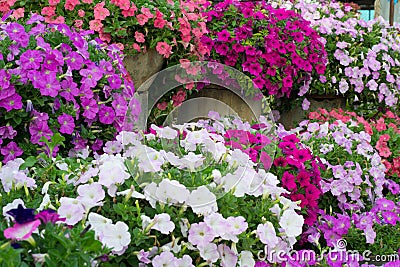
<box><xmin>98</xmin><ymin>105</ymin><xmax>116</xmax><ymax>125</ymax></box>
<box><xmin>58</xmin><ymin>113</ymin><xmax>75</xmax><ymax>134</ymax></box>
<box><xmin>35</xmin><ymin>209</ymin><xmax>66</xmax><ymax>224</ymax></box>
<box><xmin>1</xmin><ymin>141</ymin><xmax>23</xmax><ymax>163</ymax></box>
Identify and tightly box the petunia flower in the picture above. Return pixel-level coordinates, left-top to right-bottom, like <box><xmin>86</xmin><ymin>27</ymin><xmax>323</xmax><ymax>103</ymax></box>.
<box><xmin>279</xmin><ymin>209</ymin><xmax>304</xmax><ymax>237</ymax></box>
<box><xmin>98</xmin><ymin>105</ymin><xmax>115</xmax><ymax>125</ymax></box>
<box><xmin>4</xmin><ymin>219</ymin><xmax>41</xmax><ymax>241</ymax></box>
<box><xmin>1</xmin><ymin>141</ymin><xmax>23</xmax><ymax>163</ymax></box>
<box><xmin>35</xmin><ymin>209</ymin><xmax>66</xmax><ymax>224</ymax></box>
<box><xmin>58</xmin><ymin>113</ymin><xmax>75</xmax><ymax>134</ymax></box>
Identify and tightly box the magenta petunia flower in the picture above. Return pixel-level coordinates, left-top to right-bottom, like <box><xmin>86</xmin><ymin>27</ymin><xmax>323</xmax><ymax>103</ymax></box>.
<box><xmin>282</xmin><ymin>171</ymin><xmax>297</xmax><ymax>191</ymax></box>
<box><xmin>58</xmin><ymin>113</ymin><xmax>75</xmax><ymax>134</ymax></box>
<box><xmin>217</xmin><ymin>29</ymin><xmax>231</xmax><ymax>42</ymax></box>
<box><xmin>98</xmin><ymin>105</ymin><xmax>115</xmax><ymax>124</ymax></box>
<box><xmin>1</xmin><ymin>141</ymin><xmax>23</xmax><ymax>163</ymax></box>
<box><xmin>248</xmin><ymin>63</ymin><xmax>262</xmax><ymax>76</ymax></box>
<box><xmin>35</xmin><ymin>209</ymin><xmax>65</xmax><ymax>224</ymax></box>
<box><xmin>293</xmin><ymin>148</ymin><xmax>312</xmax><ymax>163</ymax></box>
<box><xmin>260</xmin><ymin>151</ymin><xmax>272</xmax><ymax>170</ymax></box>
<box><xmin>274</xmin><ymin>156</ymin><xmax>287</xmax><ymax>167</ymax></box>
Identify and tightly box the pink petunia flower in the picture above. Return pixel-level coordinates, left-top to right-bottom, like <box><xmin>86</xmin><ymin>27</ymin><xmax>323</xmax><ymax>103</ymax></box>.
<box><xmin>134</xmin><ymin>31</ymin><xmax>145</xmax><ymax>43</ymax></box>
<box><xmin>4</xmin><ymin>219</ymin><xmax>41</xmax><ymax>241</ymax></box>
<box><xmin>156</xmin><ymin>42</ymin><xmax>172</xmax><ymax>58</ymax></box>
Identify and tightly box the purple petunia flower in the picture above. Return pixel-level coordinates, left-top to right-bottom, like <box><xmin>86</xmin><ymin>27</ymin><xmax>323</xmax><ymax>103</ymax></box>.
<box><xmin>29</xmin><ymin>120</ymin><xmax>53</xmax><ymax>145</ymax></box>
<box><xmin>375</xmin><ymin>198</ymin><xmax>395</xmax><ymax>211</ymax></box>
<box><xmin>80</xmin><ymin>65</ymin><xmax>104</xmax><ymax>88</ymax></box>
<box><xmin>19</xmin><ymin>50</ymin><xmax>44</xmax><ymax>70</ymax></box>
<box><xmin>36</xmin><ymin>73</ymin><xmax>61</xmax><ymax>97</ymax></box>
<box><xmin>112</xmin><ymin>96</ymin><xmax>128</xmax><ymax>117</ymax></box>
<box><xmin>381</xmin><ymin>211</ymin><xmax>398</xmax><ymax>225</ymax></box>
<box><xmin>81</xmin><ymin>97</ymin><xmax>99</xmax><ymax>120</ymax></box>
<box><xmin>26</xmin><ymin>14</ymin><xmax>45</xmax><ymax>24</ymax></box>
<box><xmin>60</xmin><ymin>77</ymin><xmax>79</xmax><ymax>101</ymax></box>
<box><xmin>7</xmin><ymin>204</ymin><xmax>36</xmax><ymax>224</ymax></box>
<box><xmin>0</xmin><ymin>93</ymin><xmax>23</xmax><ymax>112</ymax></box>
<box><xmin>6</xmin><ymin>23</ymin><xmax>29</xmax><ymax>47</ymax></box>
<box><xmin>58</xmin><ymin>113</ymin><xmax>75</xmax><ymax>135</ymax></box>
<box><xmin>107</xmin><ymin>74</ymin><xmax>122</xmax><ymax>89</ymax></box>
<box><xmin>66</xmin><ymin>51</ymin><xmax>84</xmax><ymax>70</ymax></box>
<box><xmin>1</xmin><ymin>142</ymin><xmax>23</xmax><ymax>163</ymax></box>
<box><xmin>98</xmin><ymin>105</ymin><xmax>115</xmax><ymax>125</ymax></box>
<box><xmin>0</xmin><ymin>126</ymin><xmax>17</xmax><ymax>139</ymax></box>
<box><xmin>35</xmin><ymin>209</ymin><xmax>65</xmax><ymax>224</ymax></box>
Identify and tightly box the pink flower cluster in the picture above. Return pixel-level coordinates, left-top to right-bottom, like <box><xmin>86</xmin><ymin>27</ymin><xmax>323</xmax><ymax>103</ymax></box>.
<box><xmin>272</xmin><ymin>134</ymin><xmax>322</xmax><ymax>226</ymax></box>
<box><xmin>6</xmin><ymin>0</ymin><xmax>210</xmax><ymax>60</ymax></box>
<box><xmin>224</xmin><ymin>128</ymin><xmax>273</xmax><ymax>170</ymax></box>
<box><xmin>202</xmin><ymin>0</ymin><xmax>327</xmax><ymax>98</ymax></box>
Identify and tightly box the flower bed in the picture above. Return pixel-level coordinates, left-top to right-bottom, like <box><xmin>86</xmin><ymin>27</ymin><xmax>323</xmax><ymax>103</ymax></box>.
<box><xmin>1</xmin><ymin>122</ymin><xmax>306</xmax><ymax>266</ymax></box>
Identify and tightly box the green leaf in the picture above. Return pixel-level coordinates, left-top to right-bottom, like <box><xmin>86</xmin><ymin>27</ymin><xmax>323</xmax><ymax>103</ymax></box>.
<box><xmin>20</xmin><ymin>156</ymin><xmax>37</xmax><ymax>169</ymax></box>
<box><xmin>50</xmin><ymin>133</ymin><xmax>66</xmax><ymax>148</ymax></box>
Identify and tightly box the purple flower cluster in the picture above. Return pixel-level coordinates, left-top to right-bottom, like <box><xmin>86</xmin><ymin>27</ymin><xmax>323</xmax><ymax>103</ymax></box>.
<box><xmin>0</xmin><ymin>14</ymin><xmax>137</xmax><ymax>162</ymax></box>
<box><xmin>202</xmin><ymin>0</ymin><xmax>327</xmax><ymax>98</ymax></box>
<box><xmin>296</xmin><ymin>119</ymin><xmax>389</xmax><ymax>213</ymax></box>
<box><xmin>294</xmin><ymin>0</ymin><xmax>400</xmax><ymax>112</ymax></box>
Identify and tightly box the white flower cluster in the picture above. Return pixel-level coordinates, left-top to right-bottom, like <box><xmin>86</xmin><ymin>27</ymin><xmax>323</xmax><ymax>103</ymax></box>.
<box><xmin>0</xmin><ymin>158</ymin><xmax>36</xmax><ymax>192</ymax></box>
<box><xmin>87</xmin><ymin>213</ymin><xmax>131</xmax><ymax>255</ymax></box>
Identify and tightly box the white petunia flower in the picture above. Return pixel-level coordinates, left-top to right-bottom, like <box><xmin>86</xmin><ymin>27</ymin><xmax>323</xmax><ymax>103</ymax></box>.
<box><xmin>238</xmin><ymin>251</ymin><xmax>255</xmax><ymax>267</ymax></box>
<box><xmin>151</xmin><ymin>213</ymin><xmax>175</xmax><ymax>234</ymax></box>
<box><xmin>279</xmin><ymin>209</ymin><xmax>304</xmax><ymax>237</ymax></box>
<box><xmin>257</xmin><ymin>222</ymin><xmax>279</xmax><ymax>248</ymax></box>
<box><xmin>87</xmin><ymin>212</ymin><xmax>112</xmax><ymax>233</ymax></box>
<box><xmin>101</xmin><ymin>221</ymin><xmax>131</xmax><ymax>253</ymax></box>
<box><xmin>198</xmin><ymin>242</ymin><xmax>219</xmax><ymax>263</ymax></box>
<box><xmin>155</xmin><ymin>179</ymin><xmax>190</xmax><ymax>204</ymax></box>
<box><xmin>187</xmin><ymin>186</ymin><xmax>218</xmax><ymax>215</ymax></box>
